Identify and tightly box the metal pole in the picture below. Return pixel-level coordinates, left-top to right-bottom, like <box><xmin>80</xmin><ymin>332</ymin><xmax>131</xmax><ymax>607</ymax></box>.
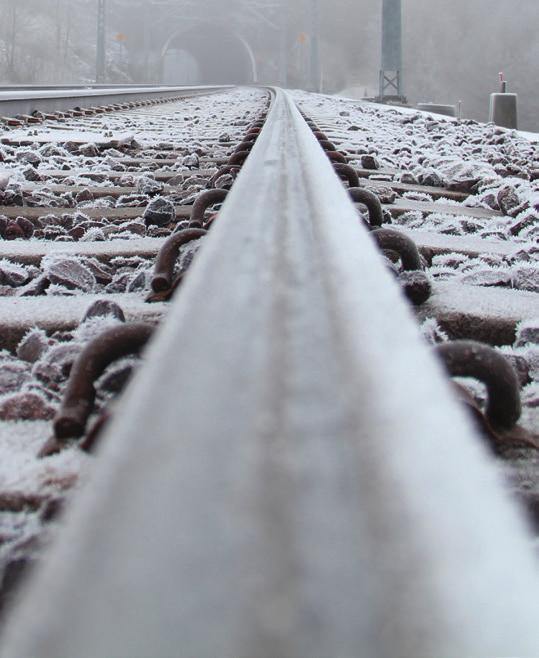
<box><xmin>279</xmin><ymin>0</ymin><xmax>288</xmax><ymax>87</ymax></box>
<box><xmin>380</xmin><ymin>0</ymin><xmax>403</xmax><ymax>99</ymax></box>
<box><xmin>309</xmin><ymin>0</ymin><xmax>321</xmax><ymax>92</ymax></box>
<box><xmin>96</xmin><ymin>0</ymin><xmax>106</xmax><ymax>83</ymax></box>
<box><xmin>142</xmin><ymin>1</ymin><xmax>151</xmax><ymax>82</ymax></box>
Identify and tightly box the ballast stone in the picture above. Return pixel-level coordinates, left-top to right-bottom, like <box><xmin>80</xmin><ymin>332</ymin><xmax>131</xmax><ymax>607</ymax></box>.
<box><xmin>143</xmin><ymin>198</ymin><xmax>176</xmax><ymax>227</ymax></box>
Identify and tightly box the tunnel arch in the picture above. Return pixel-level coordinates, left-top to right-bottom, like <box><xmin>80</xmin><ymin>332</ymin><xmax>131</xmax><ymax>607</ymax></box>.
<box><xmin>160</xmin><ymin>23</ymin><xmax>258</xmax><ymax>85</ymax></box>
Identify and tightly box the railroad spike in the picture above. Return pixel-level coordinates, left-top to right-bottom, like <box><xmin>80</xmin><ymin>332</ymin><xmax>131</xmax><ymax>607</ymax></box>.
<box><xmin>150</xmin><ymin>228</ymin><xmax>207</xmax><ymax>296</ymax></box>
<box><xmin>435</xmin><ymin>340</ymin><xmax>522</xmax><ymax>431</ymax></box>
<box><xmin>45</xmin><ymin>323</ymin><xmax>155</xmax><ymax>451</ymax></box>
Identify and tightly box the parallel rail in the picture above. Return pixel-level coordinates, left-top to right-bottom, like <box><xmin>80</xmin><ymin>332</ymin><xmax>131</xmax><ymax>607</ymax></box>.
<box><xmin>0</xmin><ymin>85</ymin><xmax>230</xmax><ymax>118</ymax></box>
<box><xmin>1</xmin><ymin>88</ymin><xmax>539</xmax><ymax>657</ymax></box>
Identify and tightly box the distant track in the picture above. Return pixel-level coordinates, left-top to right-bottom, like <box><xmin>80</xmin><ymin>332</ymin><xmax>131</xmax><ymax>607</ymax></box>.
<box><xmin>0</xmin><ymin>84</ymin><xmax>230</xmax><ymax>119</ymax></box>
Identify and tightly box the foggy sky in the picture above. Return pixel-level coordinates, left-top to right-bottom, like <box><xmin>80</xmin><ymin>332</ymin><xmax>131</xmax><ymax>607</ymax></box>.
<box><xmin>321</xmin><ymin>0</ymin><xmax>538</xmax><ymax>131</ymax></box>
<box><xmin>401</xmin><ymin>0</ymin><xmax>539</xmax><ymax>130</ymax></box>
<box><xmin>0</xmin><ymin>0</ymin><xmax>537</xmax><ymax>131</ymax></box>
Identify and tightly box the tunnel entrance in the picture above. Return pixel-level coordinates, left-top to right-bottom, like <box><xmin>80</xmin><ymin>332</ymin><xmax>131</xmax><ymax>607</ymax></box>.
<box><xmin>162</xmin><ymin>25</ymin><xmax>257</xmax><ymax>85</ymax></box>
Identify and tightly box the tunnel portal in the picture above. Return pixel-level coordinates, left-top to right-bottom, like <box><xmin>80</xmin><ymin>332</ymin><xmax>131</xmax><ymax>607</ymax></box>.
<box><xmin>162</xmin><ymin>25</ymin><xmax>256</xmax><ymax>85</ymax></box>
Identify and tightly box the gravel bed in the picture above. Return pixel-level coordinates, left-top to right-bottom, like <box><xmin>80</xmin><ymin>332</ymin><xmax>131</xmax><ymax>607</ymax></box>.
<box><xmin>294</xmin><ymin>90</ymin><xmax>539</xmax><ymax>536</ymax></box>
<box><xmin>0</xmin><ymin>88</ymin><xmax>268</xmax><ymax>616</ymax></box>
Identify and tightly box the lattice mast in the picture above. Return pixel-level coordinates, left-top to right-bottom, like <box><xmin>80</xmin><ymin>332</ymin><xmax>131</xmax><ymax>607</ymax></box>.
<box><xmin>379</xmin><ymin>0</ymin><xmax>405</xmax><ymax>102</ymax></box>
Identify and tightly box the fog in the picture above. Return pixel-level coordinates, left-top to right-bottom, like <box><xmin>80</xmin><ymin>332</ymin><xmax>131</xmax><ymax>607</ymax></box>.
<box><xmin>0</xmin><ymin>0</ymin><xmax>537</xmax><ymax>130</ymax></box>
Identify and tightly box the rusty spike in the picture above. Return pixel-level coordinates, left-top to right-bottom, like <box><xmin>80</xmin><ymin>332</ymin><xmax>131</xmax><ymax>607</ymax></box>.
<box><xmin>240</xmin><ymin>133</ymin><xmax>258</xmax><ymax>144</ymax></box>
<box><xmin>333</xmin><ymin>163</ymin><xmax>360</xmax><ymax>188</ymax></box>
<box><xmin>318</xmin><ymin>140</ymin><xmax>337</xmax><ymax>152</ymax></box>
<box><xmin>51</xmin><ymin>323</ymin><xmax>155</xmax><ymax>443</ymax></box>
<box><xmin>325</xmin><ymin>151</ymin><xmax>347</xmax><ymax>164</ymax></box>
<box><xmin>80</xmin><ymin>406</ymin><xmax>113</xmax><ymax>454</ymax></box>
<box><xmin>151</xmin><ymin>228</ymin><xmax>207</xmax><ymax>293</ymax></box>
<box><xmin>435</xmin><ymin>340</ymin><xmax>522</xmax><ymax>430</ymax></box>
<box><xmin>313</xmin><ymin>131</ymin><xmax>329</xmax><ymax>141</ymax></box>
<box><xmin>371</xmin><ymin>228</ymin><xmax>423</xmax><ymax>271</ymax></box>
<box><xmin>233</xmin><ymin>141</ymin><xmax>255</xmax><ymax>154</ymax></box>
<box><xmin>439</xmin><ymin>370</ymin><xmax>537</xmax><ymax>454</ymax></box>
<box><xmin>227</xmin><ymin>150</ymin><xmax>250</xmax><ymax>166</ymax></box>
<box><xmin>208</xmin><ymin>165</ymin><xmax>241</xmax><ymax>189</ymax></box>
<box><xmin>146</xmin><ymin>271</ymin><xmax>186</xmax><ymax>303</ymax></box>
<box><xmin>348</xmin><ymin>187</ymin><xmax>385</xmax><ymax>228</ymax></box>
<box><xmin>190</xmin><ymin>189</ymin><xmax>228</xmax><ymax>225</ymax></box>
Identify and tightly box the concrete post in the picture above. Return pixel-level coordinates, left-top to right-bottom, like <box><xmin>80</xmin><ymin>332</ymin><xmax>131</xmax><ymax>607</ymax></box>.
<box><xmin>489</xmin><ymin>94</ymin><xmax>518</xmax><ymax>129</ymax></box>
<box><xmin>489</xmin><ymin>76</ymin><xmax>518</xmax><ymax>129</ymax></box>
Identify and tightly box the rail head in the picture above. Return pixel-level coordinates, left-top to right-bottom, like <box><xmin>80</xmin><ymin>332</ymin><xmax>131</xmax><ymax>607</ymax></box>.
<box><xmin>2</xmin><ymin>88</ymin><xmax>539</xmax><ymax>658</ymax></box>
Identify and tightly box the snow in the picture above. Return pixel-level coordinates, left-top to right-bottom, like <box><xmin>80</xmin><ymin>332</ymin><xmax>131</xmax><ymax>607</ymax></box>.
<box><xmin>395</xmin><ymin>227</ymin><xmax>521</xmax><ymax>258</ymax></box>
<box><xmin>330</xmin><ymin>91</ymin><xmax>539</xmax><ymax>143</ymax></box>
<box><xmin>295</xmin><ymin>88</ymin><xmax>539</xmax><ymax>459</ymax></box>
<box><xmin>0</xmin><ymin>293</ymin><xmax>166</xmax><ymax>346</ymax></box>
<box><xmin>0</xmin><ymin>421</ymin><xmax>88</xmax><ymax>499</ymax></box>
<box><xmin>0</xmin><ymin>237</ymin><xmax>163</xmax><ymax>265</ymax></box>
<box><xmin>518</xmin><ymin>131</ymin><xmax>539</xmax><ymax>143</ymax></box>
<box><xmin>419</xmin><ymin>280</ymin><xmax>538</xmax><ymax>325</ymax></box>
<box><xmin>0</xmin><ymin>84</ymin><xmax>534</xmax><ymax>631</ymax></box>
<box><xmin>0</xmin><ymin>172</ymin><xmax>10</xmax><ymax>190</ymax></box>
<box><xmin>1</xmin><ymin>130</ymin><xmax>136</xmax><ymax>146</ymax></box>
<box><xmin>294</xmin><ymin>90</ymin><xmax>537</xmax><ymax>186</ymax></box>
<box><xmin>0</xmin><ymin>88</ymin><xmax>265</xmax><ymax>254</ymax></box>
<box><xmin>0</xmin><ymin>87</ymin><xmax>270</xmax><ymax>616</ymax></box>
<box><xmin>294</xmin><ymin>89</ymin><xmax>538</xmax><ymax>254</ymax></box>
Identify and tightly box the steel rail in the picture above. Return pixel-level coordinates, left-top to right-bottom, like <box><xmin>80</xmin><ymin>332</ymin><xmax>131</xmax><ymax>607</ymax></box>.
<box><xmin>0</xmin><ymin>84</ymin><xmax>207</xmax><ymax>90</ymax></box>
<box><xmin>2</xmin><ymin>88</ymin><xmax>539</xmax><ymax>658</ymax></box>
<box><xmin>0</xmin><ymin>85</ymin><xmax>231</xmax><ymax>117</ymax></box>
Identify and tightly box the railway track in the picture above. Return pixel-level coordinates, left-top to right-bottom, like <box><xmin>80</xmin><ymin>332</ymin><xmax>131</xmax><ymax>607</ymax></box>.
<box><xmin>0</xmin><ymin>85</ymin><xmax>538</xmax><ymax>656</ymax></box>
<box><xmin>0</xmin><ymin>83</ymin><xmax>268</xmax><ymax>612</ymax></box>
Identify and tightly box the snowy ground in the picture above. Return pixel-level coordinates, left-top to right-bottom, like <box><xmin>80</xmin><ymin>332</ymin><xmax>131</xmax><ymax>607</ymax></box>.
<box><xmin>293</xmin><ymin>89</ymin><xmax>539</xmax><ymax>527</ymax></box>
<box><xmin>0</xmin><ymin>88</ymin><xmax>264</xmax><ymax>246</ymax></box>
<box><xmin>292</xmin><ymin>88</ymin><xmax>538</xmax><ymax>318</ymax></box>
<box><xmin>0</xmin><ymin>87</ymin><xmax>268</xmax><ymax>610</ymax></box>
<box><xmin>0</xmin><ymin>85</ymin><xmax>537</xmax><ymax>615</ymax></box>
